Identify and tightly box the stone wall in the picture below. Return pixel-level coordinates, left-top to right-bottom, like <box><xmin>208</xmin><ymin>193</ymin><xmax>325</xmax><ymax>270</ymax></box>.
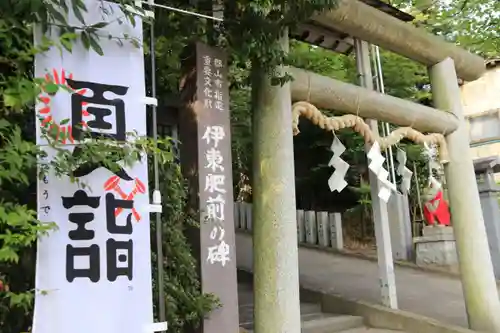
<box><xmin>460</xmin><ymin>63</ymin><xmax>500</xmax><ymax>185</ymax></box>
<box><xmin>461</xmin><ymin>65</ymin><xmax>500</xmax><ymax>116</ymax></box>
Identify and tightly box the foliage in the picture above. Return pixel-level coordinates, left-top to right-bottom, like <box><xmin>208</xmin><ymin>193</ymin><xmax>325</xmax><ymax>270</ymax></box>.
<box><xmin>143</xmin><ymin>1</ymin><xmax>343</xmax><ymax>201</ymax></box>
<box><xmin>0</xmin><ymin>1</ymin><xmax>214</xmax><ymax>332</ymax></box>
<box><xmin>145</xmin><ymin>2</ymin><xmax>207</xmax><ymax>96</ymax></box>
<box><xmin>223</xmin><ymin>0</ymin><xmax>339</xmax><ymax>82</ymax></box>
<box><xmin>345</xmin><ymin>181</ymin><xmax>373</xmax><ymax>240</ymax></box>
<box><xmin>230</xmin><ymin>87</ymin><xmax>253</xmax><ymax>200</ymax></box>
<box><xmin>152</xmin><ymin>160</ymin><xmax>218</xmax><ymax>332</ymax></box>
<box><xmin>387</xmin><ymin>0</ymin><xmax>499</xmax><ymax>57</ymax></box>
<box><xmin>0</xmin><ymin>121</ymin><xmax>44</xmax><ymax>332</ymax></box>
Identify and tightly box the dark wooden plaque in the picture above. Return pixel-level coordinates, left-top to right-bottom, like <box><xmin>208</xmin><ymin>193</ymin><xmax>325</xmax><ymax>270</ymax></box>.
<box><xmin>179</xmin><ymin>41</ymin><xmax>239</xmax><ymax>333</ymax></box>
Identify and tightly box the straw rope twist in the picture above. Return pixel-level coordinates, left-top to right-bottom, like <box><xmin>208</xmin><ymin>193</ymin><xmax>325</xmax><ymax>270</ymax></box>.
<box><xmin>292</xmin><ymin>101</ymin><xmax>449</xmax><ymax>164</ymax></box>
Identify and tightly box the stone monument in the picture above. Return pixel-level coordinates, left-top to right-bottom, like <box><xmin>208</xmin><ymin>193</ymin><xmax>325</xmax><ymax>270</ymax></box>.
<box><xmin>474</xmin><ymin>156</ymin><xmax>500</xmax><ymax>279</ymax></box>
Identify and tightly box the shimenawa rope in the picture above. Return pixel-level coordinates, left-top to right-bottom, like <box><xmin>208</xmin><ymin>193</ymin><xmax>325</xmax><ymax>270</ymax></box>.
<box><xmin>292</xmin><ymin>101</ymin><xmax>449</xmax><ymax>164</ymax></box>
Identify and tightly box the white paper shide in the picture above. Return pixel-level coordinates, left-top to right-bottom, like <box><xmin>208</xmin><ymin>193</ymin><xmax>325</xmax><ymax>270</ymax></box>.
<box><xmin>328</xmin><ymin>134</ymin><xmax>349</xmax><ymax>193</ymax></box>
<box><xmin>367</xmin><ymin>142</ymin><xmax>397</xmax><ymax>203</ymax></box>
<box><xmin>33</xmin><ymin>2</ymin><xmax>153</xmax><ymax>333</ymax></box>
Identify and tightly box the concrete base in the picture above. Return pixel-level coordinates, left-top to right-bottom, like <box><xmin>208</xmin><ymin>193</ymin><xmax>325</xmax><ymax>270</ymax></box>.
<box><xmin>414</xmin><ymin>226</ymin><xmax>458</xmax><ymax>268</ymax></box>
<box><xmin>388</xmin><ymin>193</ymin><xmax>413</xmax><ymax>261</ymax></box>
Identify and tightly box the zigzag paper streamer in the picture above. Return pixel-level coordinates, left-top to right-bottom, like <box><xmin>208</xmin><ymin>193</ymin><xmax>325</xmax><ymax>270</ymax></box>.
<box><xmin>396</xmin><ymin>148</ymin><xmax>413</xmax><ymax>194</ymax></box>
<box><xmin>328</xmin><ymin>135</ymin><xmax>349</xmax><ymax>193</ymax></box>
<box><xmin>423</xmin><ymin>142</ymin><xmax>442</xmax><ymax>174</ymax></box>
<box><xmin>367</xmin><ymin>142</ymin><xmax>397</xmax><ymax>203</ymax></box>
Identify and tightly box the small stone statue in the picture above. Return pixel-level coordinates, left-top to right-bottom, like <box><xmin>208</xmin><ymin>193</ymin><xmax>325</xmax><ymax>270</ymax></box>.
<box><xmin>422</xmin><ymin>176</ymin><xmax>451</xmax><ymax>226</ymax></box>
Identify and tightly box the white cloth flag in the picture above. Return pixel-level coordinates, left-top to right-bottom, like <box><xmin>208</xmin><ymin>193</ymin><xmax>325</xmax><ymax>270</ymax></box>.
<box><xmin>33</xmin><ymin>2</ymin><xmax>154</xmax><ymax>333</ymax></box>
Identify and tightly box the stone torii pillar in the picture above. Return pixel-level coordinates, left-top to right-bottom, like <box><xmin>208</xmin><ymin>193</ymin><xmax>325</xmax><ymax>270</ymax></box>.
<box><xmin>429</xmin><ymin>58</ymin><xmax>500</xmax><ymax>332</ymax></box>
<box><xmin>355</xmin><ymin>39</ymin><xmax>398</xmax><ymax>309</ymax></box>
<box><xmin>251</xmin><ymin>29</ymin><xmax>302</xmax><ymax>333</ymax></box>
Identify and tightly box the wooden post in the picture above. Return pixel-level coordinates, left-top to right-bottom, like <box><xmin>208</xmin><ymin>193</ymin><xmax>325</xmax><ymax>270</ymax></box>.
<box><xmin>251</xmin><ymin>30</ymin><xmax>301</xmax><ymax>333</ymax></box>
<box><xmin>429</xmin><ymin>58</ymin><xmax>500</xmax><ymax>332</ymax></box>
<box><xmin>178</xmin><ymin>42</ymin><xmax>239</xmax><ymax>333</ymax></box>
<box><xmin>355</xmin><ymin>39</ymin><xmax>398</xmax><ymax>309</ymax></box>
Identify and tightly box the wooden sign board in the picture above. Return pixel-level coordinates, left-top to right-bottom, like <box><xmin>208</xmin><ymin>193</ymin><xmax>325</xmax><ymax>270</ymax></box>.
<box><xmin>179</xmin><ymin>42</ymin><xmax>239</xmax><ymax>333</ymax></box>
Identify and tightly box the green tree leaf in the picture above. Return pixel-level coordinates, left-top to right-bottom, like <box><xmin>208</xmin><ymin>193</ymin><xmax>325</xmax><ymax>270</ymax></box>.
<box><xmin>81</xmin><ymin>31</ymin><xmax>90</xmax><ymax>49</ymax></box>
<box><xmin>89</xmin><ymin>34</ymin><xmax>104</xmax><ymax>55</ymax></box>
<box><xmin>44</xmin><ymin>83</ymin><xmax>59</xmax><ymax>94</ymax></box>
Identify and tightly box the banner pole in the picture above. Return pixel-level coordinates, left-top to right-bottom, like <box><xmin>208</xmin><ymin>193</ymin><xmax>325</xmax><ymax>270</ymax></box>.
<box><xmin>148</xmin><ymin>8</ymin><xmax>167</xmax><ymax>328</ymax></box>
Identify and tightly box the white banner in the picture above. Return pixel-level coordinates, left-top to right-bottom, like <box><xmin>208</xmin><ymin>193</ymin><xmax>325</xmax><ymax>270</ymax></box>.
<box><xmin>33</xmin><ymin>2</ymin><xmax>154</xmax><ymax>333</ymax></box>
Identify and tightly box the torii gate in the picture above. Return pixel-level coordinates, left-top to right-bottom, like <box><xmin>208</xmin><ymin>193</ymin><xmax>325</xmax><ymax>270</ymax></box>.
<box><xmin>250</xmin><ymin>1</ymin><xmax>500</xmax><ymax>332</ymax></box>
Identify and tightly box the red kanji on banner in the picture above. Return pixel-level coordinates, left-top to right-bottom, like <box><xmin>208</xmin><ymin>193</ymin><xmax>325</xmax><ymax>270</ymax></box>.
<box><xmin>37</xmin><ymin>68</ymin><xmax>90</xmax><ymax>143</ymax></box>
<box><xmin>103</xmin><ymin>176</ymin><xmax>145</xmax><ymax>222</ymax></box>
